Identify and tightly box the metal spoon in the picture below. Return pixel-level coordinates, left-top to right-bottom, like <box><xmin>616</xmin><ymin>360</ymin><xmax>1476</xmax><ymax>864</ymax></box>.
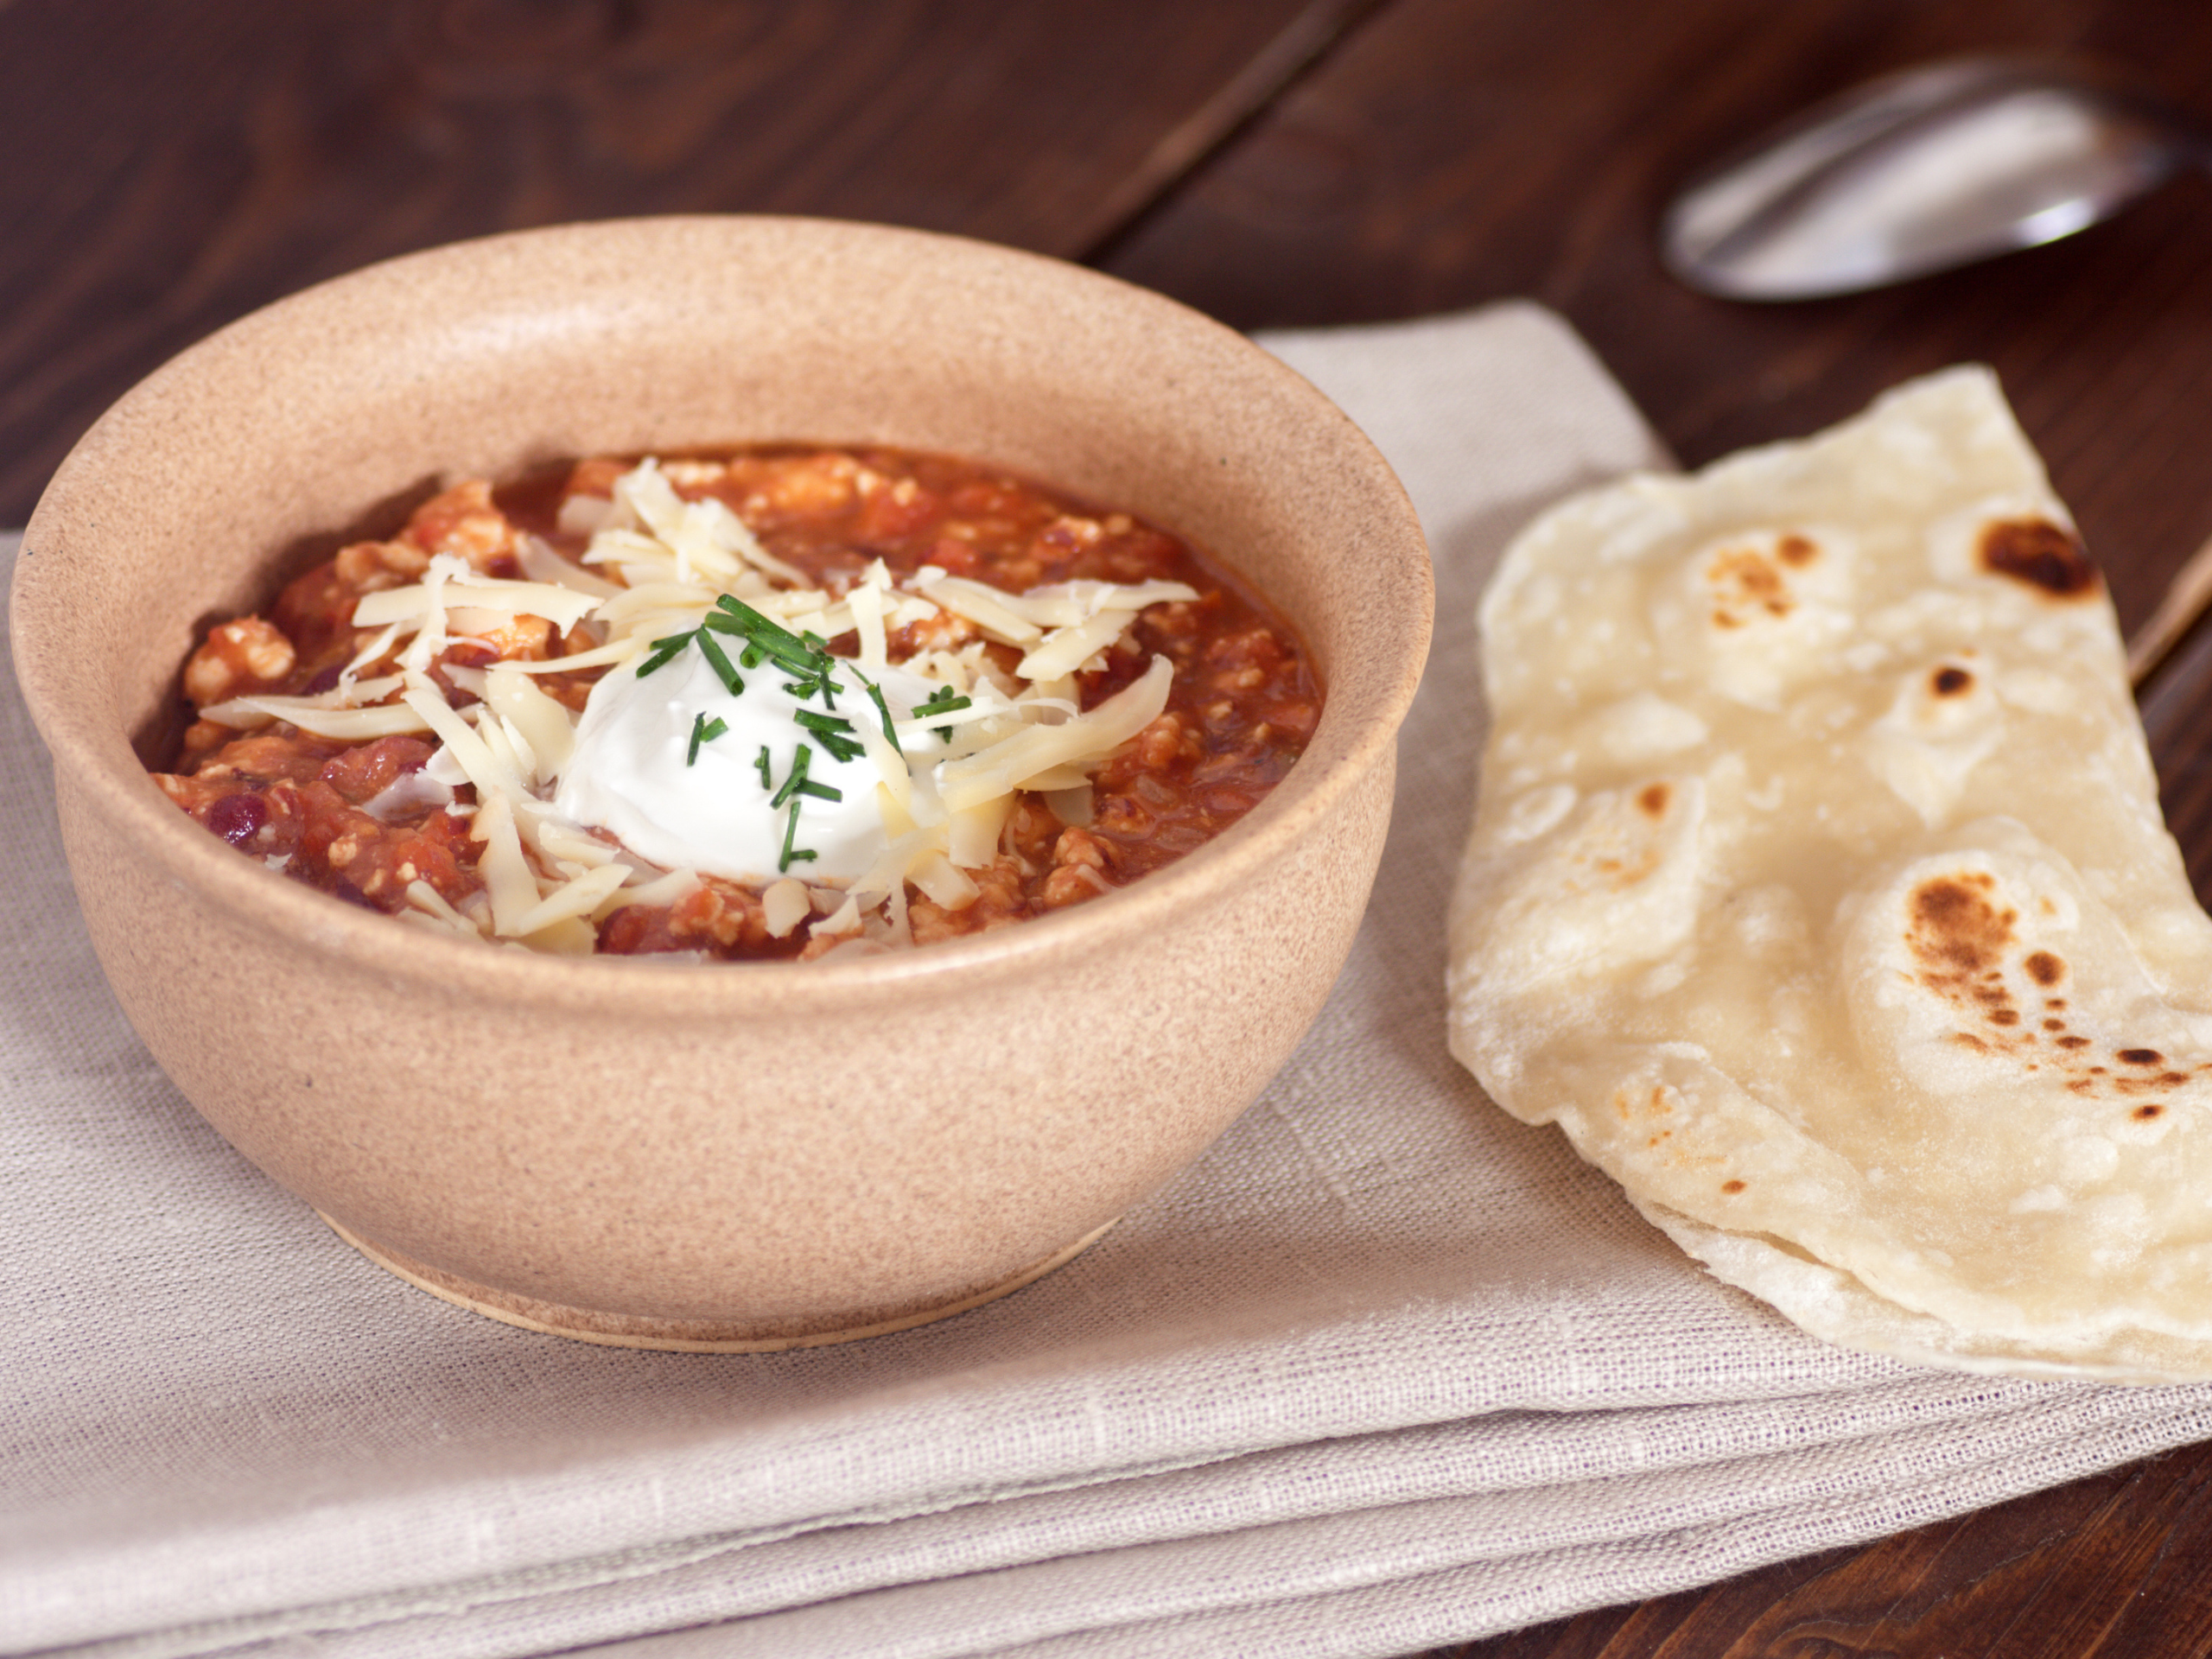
<box><xmin>1663</xmin><ymin>58</ymin><xmax>2211</xmax><ymax>301</ymax></box>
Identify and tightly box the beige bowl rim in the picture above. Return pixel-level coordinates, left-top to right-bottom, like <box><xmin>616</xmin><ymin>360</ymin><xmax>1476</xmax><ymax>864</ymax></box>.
<box><xmin>13</xmin><ymin>214</ymin><xmax>1433</xmax><ymax>1015</ymax></box>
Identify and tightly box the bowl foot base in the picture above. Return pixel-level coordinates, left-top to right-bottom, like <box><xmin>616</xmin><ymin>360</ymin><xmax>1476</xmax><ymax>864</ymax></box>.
<box><xmin>317</xmin><ymin>1213</ymin><xmax>1117</xmax><ymax>1351</ymax></box>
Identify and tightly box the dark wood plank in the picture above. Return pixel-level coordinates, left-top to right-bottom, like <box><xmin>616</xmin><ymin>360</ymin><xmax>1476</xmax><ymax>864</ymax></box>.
<box><xmin>1101</xmin><ymin>0</ymin><xmax>2212</xmax><ymax>634</ymax></box>
<box><xmin>1438</xmin><ymin>1445</ymin><xmax>2212</xmax><ymax>1658</ymax></box>
<box><xmin>0</xmin><ymin>0</ymin><xmax>1333</xmax><ymax>525</ymax></box>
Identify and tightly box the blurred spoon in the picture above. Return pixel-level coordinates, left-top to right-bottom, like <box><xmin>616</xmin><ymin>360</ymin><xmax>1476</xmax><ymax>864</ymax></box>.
<box><xmin>1664</xmin><ymin>58</ymin><xmax>2212</xmax><ymax>300</ymax></box>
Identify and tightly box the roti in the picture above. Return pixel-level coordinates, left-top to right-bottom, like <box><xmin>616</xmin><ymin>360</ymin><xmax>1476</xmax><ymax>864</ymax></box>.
<box><xmin>1449</xmin><ymin>366</ymin><xmax>2212</xmax><ymax>1382</ymax></box>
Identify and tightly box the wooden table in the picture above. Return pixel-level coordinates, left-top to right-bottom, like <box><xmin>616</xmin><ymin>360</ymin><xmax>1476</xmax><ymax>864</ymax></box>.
<box><xmin>10</xmin><ymin>2</ymin><xmax>2212</xmax><ymax>1651</ymax></box>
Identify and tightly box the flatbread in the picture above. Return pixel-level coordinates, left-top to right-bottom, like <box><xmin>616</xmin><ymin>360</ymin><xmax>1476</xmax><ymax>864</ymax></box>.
<box><xmin>1449</xmin><ymin>366</ymin><xmax>2212</xmax><ymax>1382</ymax></box>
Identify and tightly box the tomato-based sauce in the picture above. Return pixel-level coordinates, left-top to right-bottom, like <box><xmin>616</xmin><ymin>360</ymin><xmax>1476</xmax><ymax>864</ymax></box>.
<box><xmin>152</xmin><ymin>447</ymin><xmax>1319</xmax><ymax>961</ymax></box>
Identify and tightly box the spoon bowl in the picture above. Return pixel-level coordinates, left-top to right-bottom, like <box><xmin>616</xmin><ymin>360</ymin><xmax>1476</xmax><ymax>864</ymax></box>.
<box><xmin>1665</xmin><ymin>59</ymin><xmax>2210</xmax><ymax>301</ymax></box>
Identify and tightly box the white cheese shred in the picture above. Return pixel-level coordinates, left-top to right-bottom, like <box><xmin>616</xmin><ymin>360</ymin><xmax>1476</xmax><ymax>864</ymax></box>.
<box><xmin>296</xmin><ymin>457</ymin><xmax>1207</xmax><ymax>959</ymax></box>
<box><xmin>937</xmin><ymin>655</ymin><xmax>1173</xmax><ymax>813</ymax></box>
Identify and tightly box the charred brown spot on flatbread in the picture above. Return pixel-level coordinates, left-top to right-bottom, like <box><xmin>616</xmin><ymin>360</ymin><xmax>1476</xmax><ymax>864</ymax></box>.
<box><xmin>1707</xmin><ymin>546</ymin><xmax>1795</xmax><ymax>628</ymax></box>
<box><xmin>1615</xmin><ymin>1086</ymin><xmax>1678</xmax><ymax>1129</ymax></box>
<box><xmin>1637</xmin><ymin>783</ymin><xmax>1670</xmax><ymax>818</ymax></box>
<box><xmin>1905</xmin><ymin>875</ymin><xmax>2041</xmax><ymax>1046</ymax></box>
<box><xmin>1776</xmin><ymin>534</ymin><xmax>1818</xmax><ymax>569</ymax></box>
<box><xmin>1932</xmin><ymin>665</ymin><xmax>1974</xmax><ymax>696</ymax></box>
<box><xmin>2120</xmin><ymin>1048</ymin><xmax>2165</xmax><ymax>1066</ymax></box>
<box><xmin>2115</xmin><ymin>1073</ymin><xmax>2180</xmax><ymax>1095</ymax></box>
<box><xmin>2024</xmin><ymin>950</ymin><xmax>2065</xmax><ymax>986</ymax></box>
<box><xmin>1908</xmin><ymin>875</ymin><xmax>2017</xmax><ymax>976</ymax></box>
<box><xmin>1721</xmin><ymin>1179</ymin><xmax>1746</xmax><ymax>1194</ymax></box>
<box><xmin>2135</xmin><ymin>1104</ymin><xmax>2165</xmax><ymax>1121</ymax></box>
<box><xmin>1979</xmin><ymin>518</ymin><xmax>2098</xmax><ymax>599</ymax></box>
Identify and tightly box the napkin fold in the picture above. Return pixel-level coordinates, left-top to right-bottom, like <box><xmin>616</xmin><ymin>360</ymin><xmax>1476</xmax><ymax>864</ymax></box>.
<box><xmin>9</xmin><ymin>303</ymin><xmax>2212</xmax><ymax>1659</ymax></box>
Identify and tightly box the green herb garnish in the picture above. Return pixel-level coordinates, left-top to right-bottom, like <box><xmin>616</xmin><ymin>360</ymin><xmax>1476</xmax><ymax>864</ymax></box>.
<box><xmin>695</xmin><ymin>629</ymin><xmax>745</xmax><ymax>697</ymax></box>
<box><xmin>754</xmin><ymin>745</ymin><xmax>772</xmax><ymax>788</ymax></box>
<box><xmin>851</xmin><ymin>669</ymin><xmax>903</xmax><ymax>757</ymax></box>
<box><xmin>779</xmin><ymin>801</ymin><xmax>817</xmax><ymax>871</ymax></box>
<box><xmin>793</xmin><ymin>709</ymin><xmax>863</xmax><ymax>761</ymax></box>
<box><xmin>685</xmin><ymin>712</ymin><xmax>728</xmax><ymax>766</ymax></box>
<box><xmin>914</xmin><ymin>684</ymin><xmax>972</xmax><ymax>741</ymax></box>
<box><xmin>637</xmin><ymin>630</ymin><xmax>695</xmax><ymax>677</ymax></box>
<box><xmin>768</xmin><ymin>744</ymin><xmax>814</xmax><ymax>810</ymax></box>
<box><xmin>706</xmin><ymin>597</ymin><xmax>820</xmax><ymax>676</ymax></box>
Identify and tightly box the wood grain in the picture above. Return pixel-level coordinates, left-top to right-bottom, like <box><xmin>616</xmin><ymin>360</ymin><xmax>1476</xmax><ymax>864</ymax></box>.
<box><xmin>0</xmin><ymin>0</ymin><xmax>1327</xmax><ymax>524</ymax></box>
<box><xmin>1439</xmin><ymin>1447</ymin><xmax>2212</xmax><ymax>1657</ymax></box>
<box><xmin>17</xmin><ymin>0</ymin><xmax>2212</xmax><ymax>1652</ymax></box>
<box><xmin>1102</xmin><ymin>0</ymin><xmax>2212</xmax><ymax>634</ymax></box>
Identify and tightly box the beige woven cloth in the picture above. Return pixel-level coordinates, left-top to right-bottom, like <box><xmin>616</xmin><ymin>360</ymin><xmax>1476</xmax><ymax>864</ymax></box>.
<box><xmin>10</xmin><ymin>303</ymin><xmax>2212</xmax><ymax>1659</ymax></box>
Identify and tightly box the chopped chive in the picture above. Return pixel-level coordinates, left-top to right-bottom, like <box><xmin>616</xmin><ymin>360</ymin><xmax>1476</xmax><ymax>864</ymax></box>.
<box><xmin>769</xmin><ymin>743</ymin><xmax>813</xmax><ymax>809</ymax></box>
<box><xmin>795</xmin><ymin>709</ymin><xmax>861</xmax><ymax>761</ymax></box>
<box><xmin>711</xmin><ymin>594</ymin><xmax>787</xmax><ymax>637</ymax></box>
<box><xmin>685</xmin><ymin>711</ymin><xmax>728</xmax><ymax>766</ymax></box>
<box><xmin>710</xmin><ymin>596</ymin><xmax>820</xmax><ymax>672</ymax></box>
<box><xmin>695</xmin><ymin>629</ymin><xmax>745</xmax><ymax>696</ymax></box>
<box><xmin>779</xmin><ymin>801</ymin><xmax>817</xmax><ymax>871</ymax></box>
<box><xmin>914</xmin><ymin>685</ymin><xmax>973</xmax><ymax>740</ymax></box>
<box><xmin>754</xmin><ymin>745</ymin><xmax>772</xmax><ymax>788</ymax></box>
<box><xmin>703</xmin><ymin>613</ymin><xmax>801</xmax><ymax>673</ymax></box>
<box><xmin>637</xmin><ymin>630</ymin><xmax>695</xmax><ymax>677</ymax></box>
<box><xmin>796</xmin><ymin>779</ymin><xmax>842</xmax><ymax>803</ymax></box>
<box><xmin>855</xmin><ymin>674</ymin><xmax>903</xmax><ymax>756</ymax></box>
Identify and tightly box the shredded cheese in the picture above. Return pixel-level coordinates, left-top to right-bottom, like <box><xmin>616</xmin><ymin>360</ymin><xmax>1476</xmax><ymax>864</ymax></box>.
<box><xmin>506</xmin><ymin>861</ymin><xmax>630</xmax><ymax>938</ymax></box>
<box><xmin>937</xmin><ymin>655</ymin><xmax>1173</xmax><ymax>812</ymax></box>
<box><xmin>244</xmin><ymin>457</ymin><xmax>1205</xmax><ymax>959</ymax></box>
<box><xmin>469</xmin><ymin>791</ymin><xmax>543</xmax><ymax>937</ymax></box>
<box><xmin>1015</xmin><ymin>609</ymin><xmax>1136</xmax><ymax>682</ymax></box>
<box><xmin>762</xmin><ymin>878</ymin><xmax>812</xmax><ymax>938</ymax></box>
<box><xmin>918</xmin><ymin>575</ymin><xmax>1045</xmax><ymax>644</ymax></box>
<box><xmin>206</xmin><ymin>700</ymin><xmax>433</xmax><ymax>740</ymax></box>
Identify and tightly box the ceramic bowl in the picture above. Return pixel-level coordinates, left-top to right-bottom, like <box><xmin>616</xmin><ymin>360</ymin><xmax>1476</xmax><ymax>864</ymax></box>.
<box><xmin>13</xmin><ymin>217</ymin><xmax>1431</xmax><ymax>1350</ymax></box>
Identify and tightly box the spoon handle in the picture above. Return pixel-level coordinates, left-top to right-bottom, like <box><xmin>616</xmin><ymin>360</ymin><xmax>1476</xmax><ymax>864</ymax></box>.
<box><xmin>2127</xmin><ymin>529</ymin><xmax>2212</xmax><ymax>686</ymax></box>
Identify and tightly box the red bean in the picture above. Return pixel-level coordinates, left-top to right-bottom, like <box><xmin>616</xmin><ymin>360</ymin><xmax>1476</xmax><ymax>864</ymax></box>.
<box><xmin>207</xmin><ymin>791</ymin><xmax>268</xmax><ymax>846</ymax></box>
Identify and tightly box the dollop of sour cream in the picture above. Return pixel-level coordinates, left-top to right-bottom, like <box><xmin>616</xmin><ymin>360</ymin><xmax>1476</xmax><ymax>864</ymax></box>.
<box><xmin>554</xmin><ymin>646</ymin><xmax>948</xmax><ymax>882</ymax></box>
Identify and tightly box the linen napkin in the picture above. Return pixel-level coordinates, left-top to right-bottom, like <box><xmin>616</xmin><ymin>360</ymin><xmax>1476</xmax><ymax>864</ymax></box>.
<box><xmin>10</xmin><ymin>302</ymin><xmax>2212</xmax><ymax>1659</ymax></box>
